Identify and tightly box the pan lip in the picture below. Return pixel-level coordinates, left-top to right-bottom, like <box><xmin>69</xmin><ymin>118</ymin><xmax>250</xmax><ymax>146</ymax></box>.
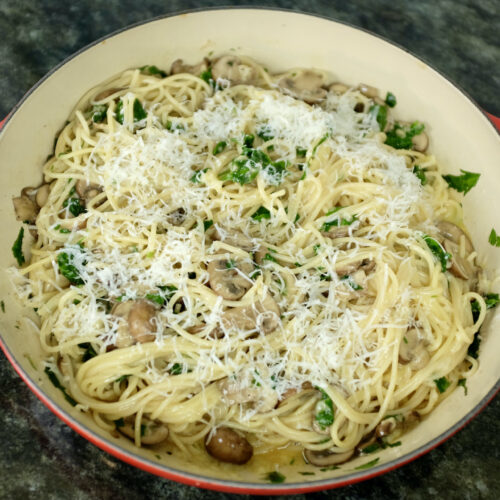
<box><xmin>0</xmin><ymin>5</ymin><xmax>499</xmax><ymax>494</ymax></box>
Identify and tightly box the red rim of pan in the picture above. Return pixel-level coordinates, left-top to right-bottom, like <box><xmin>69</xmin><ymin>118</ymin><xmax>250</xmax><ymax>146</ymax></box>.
<box><xmin>0</xmin><ymin>8</ymin><xmax>499</xmax><ymax>494</ymax></box>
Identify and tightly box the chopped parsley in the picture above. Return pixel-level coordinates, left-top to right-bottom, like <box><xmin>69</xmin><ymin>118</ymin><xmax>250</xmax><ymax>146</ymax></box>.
<box><xmin>203</xmin><ymin>220</ymin><xmax>214</xmax><ymax>231</ymax></box>
<box><xmin>0</xmin><ymin>300</ymin><xmax>4</xmax><ymax>313</ymax></box>
<box><xmin>115</xmin><ymin>98</ymin><xmax>147</xmax><ymax>124</ymax></box>
<box><xmin>341</xmin><ymin>275</ymin><xmax>363</xmax><ymax>291</ymax></box>
<box><xmin>12</xmin><ymin>227</ymin><xmax>25</xmax><ymax>266</ymax></box>
<box><xmin>321</xmin><ymin>208</ymin><xmax>357</xmax><ymax>232</ymax></box>
<box><xmin>312</xmin><ymin>133</ymin><xmax>330</xmax><ymax>156</ymax></box>
<box><xmin>485</xmin><ymin>293</ymin><xmax>500</xmax><ymax>309</ymax></box>
<box><xmin>91</xmin><ymin>104</ymin><xmax>107</xmax><ymax>123</ymax></box>
<box><xmin>434</xmin><ymin>376</ymin><xmax>450</xmax><ymax>393</ymax></box>
<box><xmin>190</xmin><ymin>168</ymin><xmax>208</xmax><ymax>184</ymax></box>
<box><xmin>314</xmin><ymin>387</ymin><xmax>334</xmax><ymax>429</ymax></box>
<box><xmin>354</xmin><ymin>458</ymin><xmax>380</xmax><ymax>470</ymax></box>
<box><xmin>262</xmin><ymin>251</ymin><xmax>278</xmax><ymax>264</ymax></box>
<box><xmin>146</xmin><ymin>285</ymin><xmax>177</xmax><ymax>306</ymax></box>
<box><xmin>369</xmin><ymin>104</ymin><xmax>388</xmax><ymax>131</ymax></box>
<box><xmin>251</xmin><ymin>206</ymin><xmax>271</xmax><ymax>221</ymax></box>
<box><xmin>488</xmin><ymin>228</ymin><xmax>500</xmax><ymax>247</ymax></box>
<box><xmin>296</xmin><ymin>147</ymin><xmax>307</xmax><ymax>157</ymax></box>
<box><xmin>169</xmin><ymin>363</ymin><xmax>184</xmax><ymax>375</ymax></box>
<box><xmin>458</xmin><ymin>378</ymin><xmax>468</xmax><ymax>396</ymax></box>
<box><xmin>385</xmin><ymin>92</ymin><xmax>397</xmax><ymax>108</ymax></box>
<box><xmin>442</xmin><ymin>169</ymin><xmax>480</xmax><ymax>195</ymax></box>
<box><xmin>115</xmin><ymin>374</ymin><xmax>131</xmax><ymax>383</ymax></box>
<box><xmin>412</xmin><ymin>165</ymin><xmax>427</xmax><ymax>185</ymax></box>
<box><xmin>467</xmin><ymin>294</ymin><xmax>499</xmax><ymax>359</ymax></box>
<box><xmin>139</xmin><ymin>65</ymin><xmax>167</xmax><ymax>77</ymax></box>
<box><xmin>57</xmin><ymin>251</ymin><xmax>84</xmax><ymax>285</ymax></box>
<box><xmin>114</xmin><ymin>418</ymin><xmax>125</xmax><ymax>428</ymax></box>
<box><xmin>44</xmin><ymin>366</ymin><xmax>77</xmax><ymax>406</ymax></box>
<box><xmin>54</xmin><ymin>224</ymin><xmax>71</xmax><ymax>234</ymax></box>
<box><xmin>78</xmin><ymin>342</ymin><xmax>97</xmax><ymax>362</ymax></box>
<box><xmin>385</xmin><ymin>121</ymin><xmax>425</xmax><ymax>150</ymax></box>
<box><xmin>264</xmin><ymin>471</ymin><xmax>285</xmax><ymax>484</ymax></box>
<box><xmin>423</xmin><ymin>235</ymin><xmax>451</xmax><ymax>272</ymax></box>
<box><xmin>213</xmin><ymin>141</ymin><xmax>227</xmax><ymax>155</ymax></box>
<box><xmin>200</xmin><ymin>67</ymin><xmax>215</xmax><ymax>88</ymax></box>
<box><xmin>257</xmin><ymin>126</ymin><xmax>274</xmax><ymax>141</ymax></box>
<box><xmin>299</xmin><ymin>472</ymin><xmax>315</xmax><ymax>476</ymax></box>
<box><xmin>63</xmin><ymin>188</ymin><xmax>86</xmax><ymax>217</ymax></box>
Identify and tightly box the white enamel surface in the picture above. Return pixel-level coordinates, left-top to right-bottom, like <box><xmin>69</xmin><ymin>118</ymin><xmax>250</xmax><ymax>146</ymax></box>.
<box><xmin>0</xmin><ymin>9</ymin><xmax>499</xmax><ymax>488</ymax></box>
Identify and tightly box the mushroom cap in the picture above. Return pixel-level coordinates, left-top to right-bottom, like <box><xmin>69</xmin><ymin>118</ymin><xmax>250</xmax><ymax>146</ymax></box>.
<box><xmin>207</xmin><ymin>258</ymin><xmax>254</xmax><ymax>300</ymax></box>
<box><xmin>399</xmin><ymin>328</ymin><xmax>430</xmax><ymax>370</ymax></box>
<box><xmin>205</xmin><ymin>427</ymin><xmax>253</xmax><ymax>465</ymax></box>
<box><xmin>303</xmin><ymin>448</ymin><xmax>354</xmax><ymax>467</ymax></box>
<box><xmin>278</xmin><ymin>69</ymin><xmax>327</xmax><ymax>104</ymax></box>
<box><xmin>211</xmin><ymin>56</ymin><xmax>257</xmax><ymax>85</ymax></box>
<box><xmin>437</xmin><ymin>221</ymin><xmax>476</xmax><ymax>280</ymax></box>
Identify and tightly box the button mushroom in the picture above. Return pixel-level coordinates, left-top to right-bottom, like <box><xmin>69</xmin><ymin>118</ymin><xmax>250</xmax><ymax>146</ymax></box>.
<box><xmin>119</xmin><ymin>416</ymin><xmax>169</xmax><ymax>445</ymax></box>
<box><xmin>75</xmin><ymin>179</ymin><xmax>102</xmax><ymax>204</ymax></box>
<box><xmin>277</xmin><ymin>69</ymin><xmax>327</xmax><ymax>104</ymax></box>
<box><xmin>35</xmin><ymin>184</ymin><xmax>51</xmax><ymax>208</ymax></box>
<box><xmin>221</xmin><ymin>293</ymin><xmax>280</xmax><ymax>334</ymax></box>
<box><xmin>205</xmin><ymin>427</ymin><xmax>253</xmax><ymax>465</ymax></box>
<box><xmin>322</xmin><ymin>226</ymin><xmax>350</xmax><ymax>239</ymax></box>
<box><xmin>218</xmin><ymin>378</ymin><xmax>278</xmax><ymax>413</ymax></box>
<box><xmin>211</xmin><ymin>56</ymin><xmax>257</xmax><ymax>85</ymax></box>
<box><xmin>112</xmin><ymin>299</ymin><xmax>157</xmax><ymax>347</ymax></box>
<box><xmin>376</xmin><ymin>411</ymin><xmax>420</xmax><ymax>440</ymax></box>
<box><xmin>303</xmin><ymin>448</ymin><xmax>354</xmax><ymax>467</ymax></box>
<box><xmin>328</xmin><ymin>82</ymin><xmax>349</xmax><ymax>95</ymax></box>
<box><xmin>166</xmin><ymin>207</ymin><xmax>186</xmax><ymax>226</ymax></box>
<box><xmin>436</xmin><ymin>221</ymin><xmax>476</xmax><ymax>280</ymax></box>
<box><xmin>213</xmin><ymin>228</ymin><xmax>256</xmax><ymax>252</ymax></box>
<box><xmin>358</xmin><ymin>83</ymin><xmax>379</xmax><ymax>98</ymax></box>
<box><xmin>12</xmin><ymin>194</ymin><xmax>38</xmax><ymax>223</ymax></box>
<box><xmin>170</xmin><ymin>57</ymin><xmax>210</xmax><ymax>76</ymax></box>
<box><xmin>399</xmin><ymin>328</ymin><xmax>430</xmax><ymax>370</ymax></box>
<box><xmin>207</xmin><ymin>258</ymin><xmax>254</xmax><ymax>300</ymax></box>
<box><xmin>336</xmin><ymin>259</ymin><xmax>375</xmax><ymax>278</ymax></box>
<box><xmin>412</xmin><ymin>131</ymin><xmax>429</xmax><ymax>152</ymax></box>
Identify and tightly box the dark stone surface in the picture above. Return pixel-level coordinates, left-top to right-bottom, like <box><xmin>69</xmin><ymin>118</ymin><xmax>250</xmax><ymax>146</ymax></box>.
<box><xmin>0</xmin><ymin>1</ymin><xmax>499</xmax><ymax>499</ymax></box>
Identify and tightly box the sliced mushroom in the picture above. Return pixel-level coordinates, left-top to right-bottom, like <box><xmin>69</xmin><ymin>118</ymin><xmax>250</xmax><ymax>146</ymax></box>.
<box><xmin>186</xmin><ymin>324</ymin><xmax>224</xmax><ymax>339</ymax></box>
<box><xmin>207</xmin><ymin>258</ymin><xmax>254</xmax><ymax>300</ymax></box>
<box><xmin>336</xmin><ymin>258</ymin><xmax>375</xmax><ymax>278</ymax></box>
<box><xmin>211</xmin><ymin>56</ymin><xmax>257</xmax><ymax>85</ymax></box>
<box><xmin>278</xmin><ymin>70</ymin><xmax>327</xmax><ymax>104</ymax></box>
<box><xmin>205</xmin><ymin>427</ymin><xmax>253</xmax><ymax>464</ymax></box>
<box><xmin>94</xmin><ymin>88</ymin><xmax>124</xmax><ymax>101</ymax></box>
<box><xmin>328</xmin><ymin>82</ymin><xmax>349</xmax><ymax>94</ymax></box>
<box><xmin>399</xmin><ymin>328</ymin><xmax>430</xmax><ymax>370</ymax></box>
<box><xmin>166</xmin><ymin>207</ymin><xmax>186</xmax><ymax>226</ymax></box>
<box><xmin>437</xmin><ymin>221</ymin><xmax>475</xmax><ymax>280</ymax></box>
<box><xmin>322</xmin><ymin>226</ymin><xmax>350</xmax><ymax>239</ymax></box>
<box><xmin>376</xmin><ymin>412</ymin><xmax>420</xmax><ymax>439</ymax></box>
<box><xmin>12</xmin><ymin>195</ymin><xmax>38</xmax><ymax>223</ymax></box>
<box><xmin>75</xmin><ymin>179</ymin><xmax>102</xmax><ymax>203</ymax></box>
<box><xmin>213</xmin><ymin>228</ymin><xmax>256</xmax><ymax>252</ymax></box>
<box><xmin>304</xmin><ymin>448</ymin><xmax>354</xmax><ymax>467</ymax></box>
<box><xmin>412</xmin><ymin>131</ymin><xmax>429</xmax><ymax>152</ymax></box>
<box><xmin>112</xmin><ymin>299</ymin><xmax>157</xmax><ymax>347</ymax></box>
<box><xmin>218</xmin><ymin>378</ymin><xmax>278</xmax><ymax>413</ymax></box>
<box><xmin>222</xmin><ymin>293</ymin><xmax>280</xmax><ymax>334</ymax></box>
<box><xmin>170</xmin><ymin>57</ymin><xmax>210</xmax><ymax>76</ymax></box>
<box><xmin>119</xmin><ymin>417</ymin><xmax>169</xmax><ymax>445</ymax></box>
<box><xmin>358</xmin><ymin>83</ymin><xmax>379</xmax><ymax>98</ymax></box>
<box><xmin>35</xmin><ymin>184</ymin><xmax>51</xmax><ymax>208</ymax></box>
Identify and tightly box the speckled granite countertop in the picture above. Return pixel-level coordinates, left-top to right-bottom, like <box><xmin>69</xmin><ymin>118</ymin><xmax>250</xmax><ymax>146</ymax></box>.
<box><xmin>0</xmin><ymin>1</ymin><xmax>499</xmax><ymax>499</ymax></box>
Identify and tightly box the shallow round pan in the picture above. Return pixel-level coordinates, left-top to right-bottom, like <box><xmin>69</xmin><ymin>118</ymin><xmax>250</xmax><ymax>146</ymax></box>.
<box><xmin>0</xmin><ymin>8</ymin><xmax>499</xmax><ymax>495</ymax></box>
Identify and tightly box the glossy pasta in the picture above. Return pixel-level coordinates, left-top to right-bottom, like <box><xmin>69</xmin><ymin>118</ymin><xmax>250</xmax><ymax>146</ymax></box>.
<box><xmin>10</xmin><ymin>55</ymin><xmax>490</xmax><ymax>468</ymax></box>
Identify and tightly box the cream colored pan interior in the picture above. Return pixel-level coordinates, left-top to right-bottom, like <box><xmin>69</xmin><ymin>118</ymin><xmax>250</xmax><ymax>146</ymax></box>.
<box><xmin>0</xmin><ymin>8</ymin><xmax>499</xmax><ymax>488</ymax></box>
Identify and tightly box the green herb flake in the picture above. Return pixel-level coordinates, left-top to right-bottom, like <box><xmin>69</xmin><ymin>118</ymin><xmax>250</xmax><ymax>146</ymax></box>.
<box><xmin>313</xmin><ymin>244</ymin><xmax>321</xmax><ymax>255</ymax></box>
<box><xmin>12</xmin><ymin>227</ymin><xmax>25</xmax><ymax>266</ymax></box>
<box><xmin>354</xmin><ymin>457</ymin><xmax>380</xmax><ymax>470</ymax></box>
<box><xmin>190</xmin><ymin>168</ymin><xmax>208</xmax><ymax>184</ymax></box>
<box><xmin>442</xmin><ymin>169</ymin><xmax>480</xmax><ymax>195</ymax></box>
<box><xmin>458</xmin><ymin>378</ymin><xmax>468</xmax><ymax>396</ymax></box>
<box><xmin>57</xmin><ymin>251</ymin><xmax>84</xmax><ymax>285</ymax></box>
<box><xmin>219</xmin><ymin>158</ymin><xmax>260</xmax><ymax>185</ymax></box>
<box><xmin>115</xmin><ymin>100</ymin><xmax>124</xmax><ymax>124</ymax></box>
<box><xmin>44</xmin><ymin>366</ymin><xmax>77</xmax><ymax>406</ymax></box>
<box><xmin>489</xmin><ymin>228</ymin><xmax>500</xmax><ymax>247</ymax></box>
<box><xmin>299</xmin><ymin>472</ymin><xmax>315</xmax><ymax>476</ymax></box>
<box><xmin>257</xmin><ymin>126</ymin><xmax>274</xmax><ymax>142</ymax></box>
<box><xmin>115</xmin><ymin>374</ymin><xmax>131</xmax><ymax>384</ymax></box>
<box><xmin>321</xmin><ymin>213</ymin><xmax>357</xmax><ymax>232</ymax></box>
<box><xmin>320</xmin><ymin>465</ymin><xmax>340</xmax><ymax>471</ymax></box>
<box><xmin>251</xmin><ymin>206</ymin><xmax>271</xmax><ymax>221</ymax></box>
<box><xmin>468</xmin><ymin>331</ymin><xmax>481</xmax><ymax>359</ymax></box>
<box><xmin>213</xmin><ymin>141</ymin><xmax>227</xmax><ymax>155</ymax></box>
<box><xmin>412</xmin><ymin>165</ymin><xmax>427</xmax><ymax>185</ymax></box>
<box><xmin>314</xmin><ymin>387</ymin><xmax>334</xmax><ymax>429</ymax></box>
<box><xmin>140</xmin><ymin>65</ymin><xmax>167</xmax><ymax>77</ymax></box>
<box><xmin>423</xmin><ymin>235</ymin><xmax>451</xmax><ymax>272</ymax></box>
<box><xmin>145</xmin><ymin>293</ymin><xmax>166</xmax><ymax>306</ymax></box>
<box><xmin>203</xmin><ymin>220</ymin><xmax>214</xmax><ymax>232</ymax></box>
<box><xmin>91</xmin><ymin>104</ymin><xmax>108</xmax><ymax>123</ymax></box>
<box><xmin>296</xmin><ymin>147</ymin><xmax>307</xmax><ymax>158</ymax></box>
<box><xmin>312</xmin><ymin>133</ymin><xmax>330</xmax><ymax>156</ymax></box>
<box><xmin>133</xmin><ymin>99</ymin><xmax>147</xmax><ymax>122</ymax></box>
<box><xmin>485</xmin><ymin>293</ymin><xmax>500</xmax><ymax>309</ymax></box>
<box><xmin>78</xmin><ymin>342</ymin><xmax>97</xmax><ymax>362</ymax></box>
<box><xmin>385</xmin><ymin>121</ymin><xmax>425</xmax><ymax>150</ymax></box>
<box><xmin>341</xmin><ymin>275</ymin><xmax>363</xmax><ymax>291</ymax></box>
<box><xmin>369</xmin><ymin>104</ymin><xmax>388</xmax><ymax>131</ymax></box>
<box><xmin>434</xmin><ymin>376</ymin><xmax>451</xmax><ymax>394</ymax></box>
<box><xmin>243</xmin><ymin>134</ymin><xmax>255</xmax><ymax>148</ymax></box>
<box><xmin>0</xmin><ymin>300</ymin><xmax>4</xmax><ymax>313</ymax></box>
<box><xmin>169</xmin><ymin>363</ymin><xmax>183</xmax><ymax>375</ymax></box>
<box><xmin>361</xmin><ymin>442</ymin><xmax>381</xmax><ymax>454</ymax></box>
<box><xmin>264</xmin><ymin>471</ymin><xmax>286</xmax><ymax>484</ymax></box>
<box><xmin>63</xmin><ymin>194</ymin><xmax>86</xmax><ymax>217</ymax></box>
<box><xmin>200</xmin><ymin>68</ymin><xmax>215</xmax><ymax>88</ymax></box>
<box><xmin>385</xmin><ymin>92</ymin><xmax>397</xmax><ymax>108</ymax></box>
